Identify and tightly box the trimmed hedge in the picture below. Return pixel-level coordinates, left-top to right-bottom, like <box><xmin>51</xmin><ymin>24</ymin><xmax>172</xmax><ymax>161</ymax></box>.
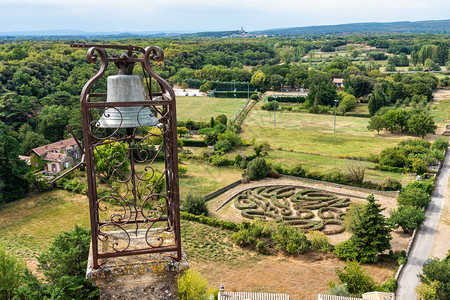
<box><xmin>181</xmin><ymin>139</ymin><xmax>207</xmax><ymax>147</ymax></box>
<box><xmin>180</xmin><ymin>211</ymin><xmax>239</xmax><ymax>231</ymax></box>
<box><xmin>212</xmin><ymin>91</ymin><xmax>251</xmax><ymax>98</ymax></box>
<box><xmin>267</xmin><ymin>95</ymin><xmax>306</xmax><ymax>103</ymax></box>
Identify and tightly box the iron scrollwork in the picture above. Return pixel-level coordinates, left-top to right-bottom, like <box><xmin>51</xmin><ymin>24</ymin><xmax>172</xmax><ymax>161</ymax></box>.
<box><xmin>73</xmin><ymin>43</ymin><xmax>182</xmax><ymax>268</ymax></box>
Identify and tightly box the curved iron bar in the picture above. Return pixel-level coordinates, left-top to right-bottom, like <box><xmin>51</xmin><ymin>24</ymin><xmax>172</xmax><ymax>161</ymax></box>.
<box><xmin>98</xmin><ymin>223</ymin><xmax>131</xmax><ymax>252</ymax></box>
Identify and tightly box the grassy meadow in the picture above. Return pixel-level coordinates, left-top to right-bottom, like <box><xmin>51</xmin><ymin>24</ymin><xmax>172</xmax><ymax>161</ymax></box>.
<box><xmin>176</xmin><ymin>96</ymin><xmax>248</xmax><ymax>121</ymax></box>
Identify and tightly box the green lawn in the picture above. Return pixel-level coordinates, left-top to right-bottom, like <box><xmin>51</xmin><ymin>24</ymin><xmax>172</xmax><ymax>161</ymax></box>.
<box><xmin>176</xmin><ymin>96</ymin><xmax>248</xmax><ymax>121</ymax></box>
<box><xmin>241</xmin><ymin>109</ymin><xmax>407</xmax><ymax>158</ymax></box>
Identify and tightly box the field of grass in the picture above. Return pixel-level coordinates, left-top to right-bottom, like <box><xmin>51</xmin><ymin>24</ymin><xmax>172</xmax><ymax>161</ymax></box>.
<box><xmin>241</xmin><ymin>109</ymin><xmax>406</xmax><ymax>158</ymax></box>
<box><xmin>264</xmin><ymin>150</ymin><xmax>410</xmax><ymax>182</ymax></box>
<box><xmin>176</xmin><ymin>96</ymin><xmax>248</xmax><ymax>121</ymax></box>
<box><xmin>135</xmin><ymin>160</ymin><xmax>242</xmax><ymax>200</ymax></box>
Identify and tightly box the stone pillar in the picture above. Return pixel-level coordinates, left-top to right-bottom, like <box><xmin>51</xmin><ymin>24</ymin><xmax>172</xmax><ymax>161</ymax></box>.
<box><xmin>86</xmin><ymin>234</ymin><xmax>189</xmax><ymax>300</ymax></box>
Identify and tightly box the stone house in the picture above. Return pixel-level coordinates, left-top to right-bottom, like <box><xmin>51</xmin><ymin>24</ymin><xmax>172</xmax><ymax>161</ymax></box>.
<box><xmin>332</xmin><ymin>78</ymin><xmax>345</xmax><ymax>88</ymax></box>
<box><xmin>27</xmin><ymin>138</ymin><xmax>81</xmax><ymax>175</ymax></box>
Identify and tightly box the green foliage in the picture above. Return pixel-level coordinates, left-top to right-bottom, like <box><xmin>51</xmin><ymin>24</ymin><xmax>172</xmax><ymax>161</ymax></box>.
<box><xmin>37</xmin><ymin>105</ymin><xmax>71</xmax><ymax>142</ymax></box>
<box><xmin>180</xmin><ymin>211</ymin><xmax>239</xmax><ymax>231</ymax></box>
<box><xmin>407</xmin><ymin>110</ymin><xmax>437</xmax><ymax>138</ymax></box>
<box><xmin>214</xmin><ymin>114</ymin><xmax>227</xmax><ymax>125</ymax></box>
<box><xmin>34</xmin><ymin>226</ymin><xmax>99</xmax><ymax>299</ymax></box>
<box><xmin>388</xmin><ymin>205</ymin><xmax>426</xmax><ymax>232</ymax></box>
<box><xmin>178</xmin><ymin>269</ymin><xmax>215</xmax><ymax>300</ymax></box>
<box><xmin>350</xmin><ymin>195</ymin><xmax>392</xmax><ymax>263</ymax></box>
<box><xmin>380</xmin><ymin>278</ymin><xmax>398</xmax><ymax>293</ymax></box>
<box><xmin>246</xmin><ymin>157</ymin><xmax>270</xmax><ymax>180</ymax></box>
<box><xmin>0</xmin><ymin>121</ymin><xmax>29</xmax><ymax>204</ymax></box>
<box><xmin>328</xmin><ymin>283</ymin><xmax>352</xmax><ymax>296</ymax></box>
<box><xmin>418</xmin><ymin>257</ymin><xmax>450</xmax><ymax>299</ymax></box>
<box><xmin>0</xmin><ymin>246</ymin><xmax>26</xmax><ymax>299</ymax></box>
<box><xmin>406</xmin><ymin>180</ymin><xmax>435</xmax><ymax>196</ymax></box>
<box><xmin>306</xmin><ymin>231</ymin><xmax>333</xmax><ymax>253</ymax></box>
<box><xmin>333</xmin><ymin>261</ymin><xmax>378</xmax><ymax>296</ymax></box>
<box><xmin>289</xmin><ymin>163</ymin><xmax>307</xmax><ymax>177</ymax></box>
<box><xmin>381</xmin><ymin>178</ymin><xmax>402</xmax><ymax>191</ymax></box>
<box><xmin>261</xmin><ymin>101</ymin><xmax>279</xmax><ymax>111</ymax></box>
<box><xmin>143</xmin><ymin>171</ymin><xmax>166</xmax><ymax>194</ymax></box>
<box><xmin>271</xmin><ymin>223</ymin><xmax>309</xmax><ymax>254</ymax></box>
<box><xmin>334</xmin><ymin>240</ymin><xmax>359</xmax><ymax>261</ymax></box>
<box><xmin>343</xmin><ymin>202</ymin><xmax>365</xmax><ymax>233</ymax></box>
<box><xmin>379</xmin><ymin>147</ymin><xmax>406</xmax><ymax>167</ymax></box>
<box><xmin>231</xmin><ymin>220</ymin><xmax>272</xmax><ymax>252</ymax></box>
<box><xmin>398</xmin><ymin>187</ymin><xmax>431</xmax><ymax>208</ymax></box>
<box><xmin>94</xmin><ymin>140</ymin><xmax>130</xmax><ymax>181</ymax></box>
<box><xmin>181</xmin><ymin>194</ymin><xmax>208</xmax><ymax>216</ymax></box>
<box><xmin>432</xmin><ymin>137</ymin><xmax>448</xmax><ymax>152</ymax></box>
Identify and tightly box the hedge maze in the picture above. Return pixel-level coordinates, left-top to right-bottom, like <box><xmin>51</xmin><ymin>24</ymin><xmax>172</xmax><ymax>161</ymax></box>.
<box><xmin>233</xmin><ymin>186</ymin><xmax>351</xmax><ymax>235</ymax></box>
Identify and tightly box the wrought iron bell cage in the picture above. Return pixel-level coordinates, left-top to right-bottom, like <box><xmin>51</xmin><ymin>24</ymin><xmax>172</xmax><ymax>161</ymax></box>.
<box><xmin>72</xmin><ymin>43</ymin><xmax>182</xmax><ymax>268</ymax></box>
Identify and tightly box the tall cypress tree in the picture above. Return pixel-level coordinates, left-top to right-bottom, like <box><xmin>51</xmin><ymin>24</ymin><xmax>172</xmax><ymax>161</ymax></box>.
<box><xmin>351</xmin><ymin>194</ymin><xmax>392</xmax><ymax>263</ymax></box>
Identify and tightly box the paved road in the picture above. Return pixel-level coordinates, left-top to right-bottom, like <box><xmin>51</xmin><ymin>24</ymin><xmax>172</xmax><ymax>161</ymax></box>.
<box><xmin>396</xmin><ymin>148</ymin><xmax>449</xmax><ymax>300</ymax></box>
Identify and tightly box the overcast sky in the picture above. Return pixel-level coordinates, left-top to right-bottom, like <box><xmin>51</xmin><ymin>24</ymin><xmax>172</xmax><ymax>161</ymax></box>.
<box><xmin>1</xmin><ymin>0</ymin><xmax>449</xmax><ymax>33</ymax></box>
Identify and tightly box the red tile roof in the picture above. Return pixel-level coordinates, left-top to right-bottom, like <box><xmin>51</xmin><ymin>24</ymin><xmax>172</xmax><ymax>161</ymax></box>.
<box><xmin>43</xmin><ymin>152</ymin><xmax>66</xmax><ymax>162</ymax></box>
<box><xmin>28</xmin><ymin>138</ymin><xmax>78</xmax><ymax>157</ymax></box>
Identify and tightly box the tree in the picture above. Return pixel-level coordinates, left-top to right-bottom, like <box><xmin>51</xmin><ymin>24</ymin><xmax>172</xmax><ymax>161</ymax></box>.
<box><xmin>20</xmin><ymin>130</ymin><xmax>50</xmax><ymax>154</ymax></box>
<box><xmin>0</xmin><ymin>121</ymin><xmax>29</xmax><ymax>204</ymax></box>
<box><xmin>397</xmin><ymin>187</ymin><xmax>431</xmax><ymax>208</ymax></box>
<box><xmin>368</xmin><ymin>89</ymin><xmax>388</xmax><ymax>116</ymax></box>
<box><xmin>181</xmin><ymin>194</ymin><xmax>208</xmax><ymax>216</ymax></box>
<box><xmin>388</xmin><ymin>205</ymin><xmax>426</xmax><ymax>232</ymax></box>
<box><xmin>36</xmin><ymin>226</ymin><xmax>99</xmax><ymax>299</ymax></box>
<box><xmin>418</xmin><ymin>257</ymin><xmax>450</xmax><ymax>299</ymax></box>
<box><xmin>379</xmin><ymin>147</ymin><xmax>406</xmax><ymax>167</ymax></box>
<box><xmin>307</xmin><ymin>81</ymin><xmax>337</xmax><ymax>106</ymax></box>
<box><xmin>214</xmin><ymin>114</ymin><xmax>227</xmax><ymax>125</ymax></box>
<box><xmin>247</xmin><ymin>158</ymin><xmax>270</xmax><ymax>180</ymax></box>
<box><xmin>250</xmin><ymin>71</ymin><xmax>266</xmax><ymax>90</ymax></box>
<box><xmin>407</xmin><ymin>111</ymin><xmax>437</xmax><ymax>138</ymax></box>
<box><xmin>178</xmin><ymin>269</ymin><xmax>215</xmax><ymax>300</ymax></box>
<box><xmin>37</xmin><ymin>105</ymin><xmax>71</xmax><ymax>142</ymax></box>
<box><xmin>351</xmin><ymin>194</ymin><xmax>392</xmax><ymax>263</ymax></box>
<box><xmin>199</xmin><ymin>81</ymin><xmax>212</xmax><ymax>93</ymax></box>
<box><xmin>332</xmin><ymin>260</ymin><xmax>377</xmax><ymax>296</ymax></box>
<box><xmin>367</xmin><ymin>115</ymin><xmax>386</xmax><ymax>135</ymax></box>
<box><xmin>177</xmin><ymin>126</ymin><xmax>189</xmax><ymax>137</ymax></box>
<box><xmin>0</xmin><ymin>246</ymin><xmax>26</xmax><ymax>299</ymax></box>
<box><xmin>94</xmin><ymin>140</ymin><xmax>130</xmax><ymax>181</ymax></box>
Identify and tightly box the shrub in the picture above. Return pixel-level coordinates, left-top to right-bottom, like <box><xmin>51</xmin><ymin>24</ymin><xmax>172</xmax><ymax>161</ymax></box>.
<box><xmin>271</xmin><ymin>223</ymin><xmax>309</xmax><ymax>255</ymax></box>
<box><xmin>388</xmin><ymin>205</ymin><xmax>426</xmax><ymax>232</ymax></box>
<box><xmin>290</xmin><ymin>164</ymin><xmax>307</xmax><ymax>177</ymax></box>
<box><xmin>307</xmin><ymin>231</ymin><xmax>333</xmax><ymax>253</ymax></box>
<box><xmin>379</xmin><ymin>147</ymin><xmax>406</xmax><ymax>167</ymax></box>
<box><xmin>143</xmin><ymin>171</ymin><xmax>166</xmax><ymax>194</ymax></box>
<box><xmin>380</xmin><ymin>278</ymin><xmax>398</xmax><ymax>293</ymax></box>
<box><xmin>345</xmin><ymin>161</ymin><xmax>365</xmax><ymax>183</ymax></box>
<box><xmin>408</xmin><ymin>157</ymin><xmax>428</xmax><ymax>175</ymax></box>
<box><xmin>334</xmin><ymin>240</ymin><xmax>358</xmax><ymax>260</ymax></box>
<box><xmin>214</xmin><ymin>139</ymin><xmax>232</xmax><ymax>152</ymax></box>
<box><xmin>398</xmin><ymin>187</ymin><xmax>431</xmax><ymax>208</ymax></box>
<box><xmin>178</xmin><ymin>269</ymin><xmax>214</xmax><ymax>300</ymax></box>
<box><xmin>381</xmin><ymin>178</ymin><xmax>402</xmax><ymax>191</ymax></box>
<box><xmin>0</xmin><ymin>246</ymin><xmax>25</xmax><ymax>299</ymax></box>
<box><xmin>217</xmin><ymin>130</ymin><xmax>242</xmax><ymax>147</ymax></box>
<box><xmin>406</xmin><ymin>180</ymin><xmax>435</xmax><ymax>195</ymax></box>
<box><xmin>247</xmin><ymin>158</ymin><xmax>270</xmax><ymax>180</ymax></box>
<box><xmin>432</xmin><ymin>137</ymin><xmax>448</xmax><ymax>152</ymax></box>
<box><xmin>261</xmin><ymin>101</ymin><xmax>279</xmax><ymax>111</ymax></box>
<box><xmin>181</xmin><ymin>194</ymin><xmax>208</xmax><ymax>216</ymax></box>
<box><xmin>334</xmin><ymin>260</ymin><xmax>378</xmax><ymax>296</ymax></box>
<box><xmin>214</xmin><ymin>114</ymin><xmax>228</xmax><ymax>126</ymax></box>
<box><xmin>178</xmin><ymin>165</ymin><xmax>188</xmax><ymax>176</ymax></box>
<box><xmin>327</xmin><ymin>283</ymin><xmax>351</xmax><ymax>296</ymax></box>
<box><xmin>180</xmin><ymin>212</ymin><xmax>239</xmax><ymax>231</ymax></box>
<box><xmin>210</xmin><ymin>155</ymin><xmax>234</xmax><ymax>166</ymax></box>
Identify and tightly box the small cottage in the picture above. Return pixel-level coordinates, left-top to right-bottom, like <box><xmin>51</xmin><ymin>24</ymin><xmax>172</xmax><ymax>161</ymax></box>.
<box><xmin>27</xmin><ymin>138</ymin><xmax>81</xmax><ymax>174</ymax></box>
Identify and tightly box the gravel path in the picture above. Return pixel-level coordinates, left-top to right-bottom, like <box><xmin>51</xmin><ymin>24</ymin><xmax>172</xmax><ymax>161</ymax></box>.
<box><xmin>396</xmin><ymin>148</ymin><xmax>449</xmax><ymax>300</ymax></box>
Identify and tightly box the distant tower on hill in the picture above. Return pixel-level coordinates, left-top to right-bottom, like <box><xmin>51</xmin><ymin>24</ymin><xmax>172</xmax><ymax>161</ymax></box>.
<box><xmin>239</xmin><ymin>27</ymin><xmax>247</xmax><ymax>34</ymax></box>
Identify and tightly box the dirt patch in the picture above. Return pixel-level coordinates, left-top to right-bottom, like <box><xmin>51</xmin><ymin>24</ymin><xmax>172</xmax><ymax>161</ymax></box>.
<box><xmin>208</xmin><ymin>176</ymin><xmax>409</xmax><ymax>251</ymax></box>
<box><xmin>192</xmin><ymin>253</ymin><xmax>396</xmax><ymax>300</ymax></box>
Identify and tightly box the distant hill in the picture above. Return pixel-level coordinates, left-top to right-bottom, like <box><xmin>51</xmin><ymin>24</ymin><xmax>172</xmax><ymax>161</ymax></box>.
<box><xmin>1</xmin><ymin>19</ymin><xmax>449</xmax><ymax>39</ymax></box>
<box><xmin>252</xmin><ymin>19</ymin><xmax>450</xmax><ymax>36</ymax></box>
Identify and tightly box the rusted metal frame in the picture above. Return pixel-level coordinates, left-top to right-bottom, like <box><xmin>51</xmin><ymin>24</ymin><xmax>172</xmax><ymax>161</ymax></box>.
<box><xmin>98</xmin><ymin>245</ymin><xmax>179</xmax><ymax>259</ymax></box>
<box><xmin>80</xmin><ymin>46</ymin><xmax>109</xmax><ymax>269</ymax></box>
<box><xmin>85</xmin><ymin>100</ymin><xmax>171</xmax><ymax>108</ymax></box>
<box><xmin>77</xmin><ymin>44</ymin><xmax>181</xmax><ymax>267</ymax></box>
<box><xmin>88</xmin><ymin>93</ymin><xmax>164</xmax><ymax>99</ymax></box>
<box><xmin>98</xmin><ymin>216</ymin><xmax>169</xmax><ymax>226</ymax></box>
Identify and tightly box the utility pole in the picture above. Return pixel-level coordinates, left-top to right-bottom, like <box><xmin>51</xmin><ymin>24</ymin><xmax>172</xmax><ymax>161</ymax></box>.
<box><xmin>274</xmin><ymin>96</ymin><xmax>277</xmax><ymax>128</ymax></box>
<box><xmin>234</xmin><ymin>88</ymin><xmax>237</xmax><ymax>120</ymax></box>
<box><xmin>334</xmin><ymin>99</ymin><xmax>339</xmax><ymax>133</ymax></box>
